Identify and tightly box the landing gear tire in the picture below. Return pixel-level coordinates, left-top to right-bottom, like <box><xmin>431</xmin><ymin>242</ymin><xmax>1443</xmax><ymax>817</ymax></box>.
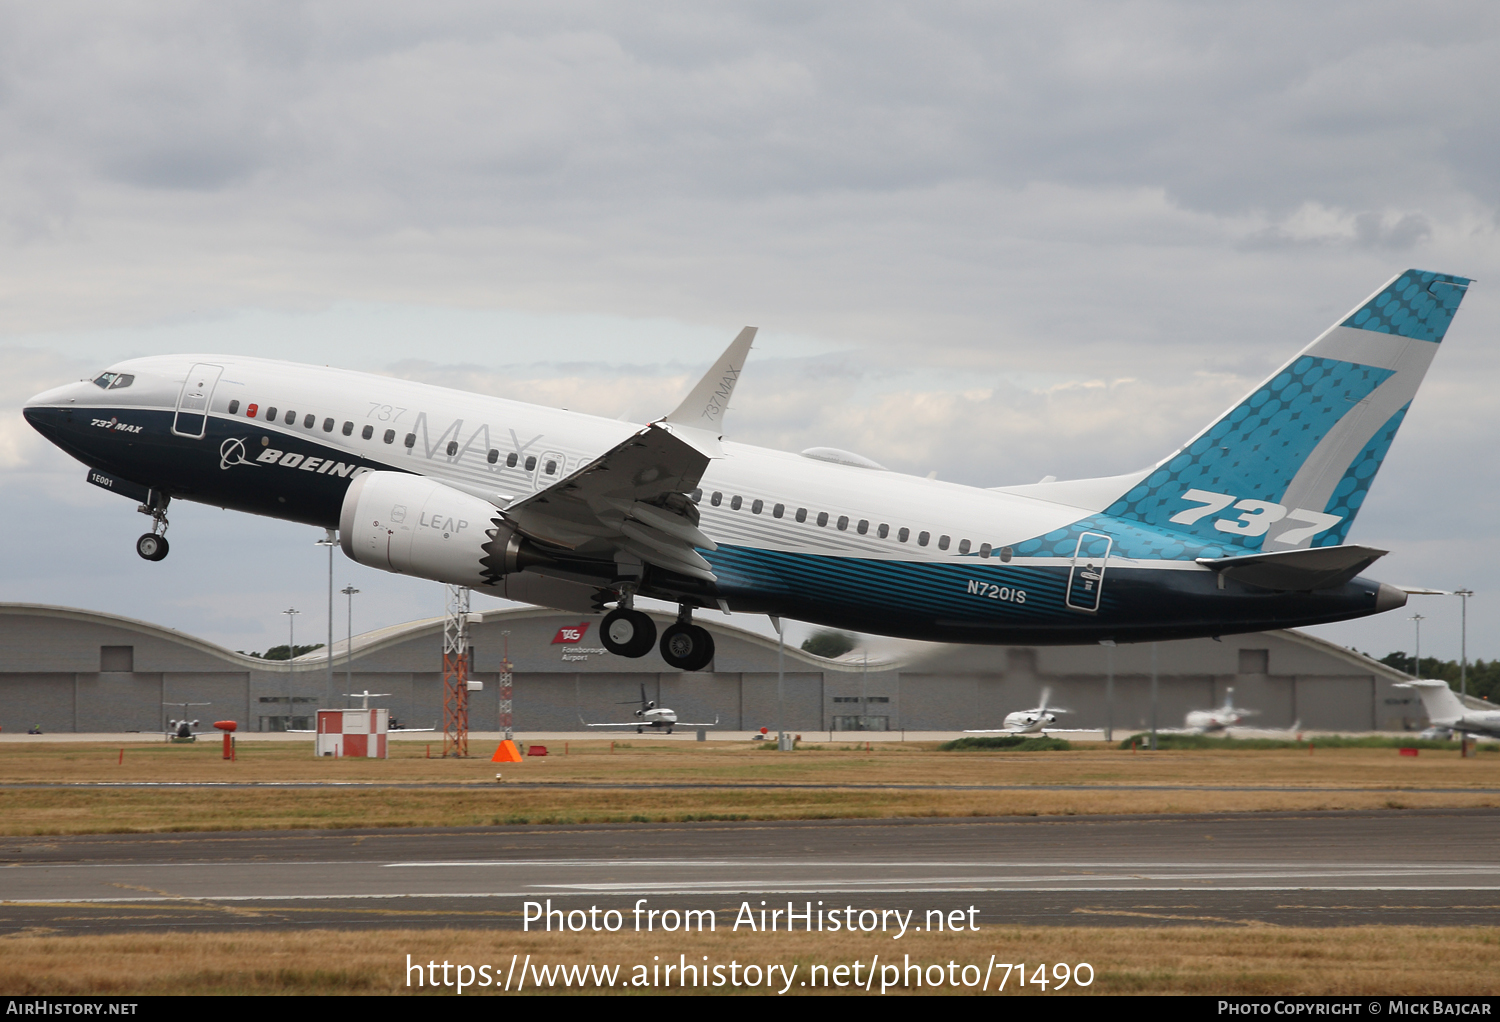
<box><xmin>601</xmin><ymin>608</ymin><xmax>656</xmax><ymax>658</ymax></box>
<box><xmin>660</xmin><ymin>623</ymin><xmax>715</xmax><ymax>672</ymax></box>
<box><xmin>636</xmin><ymin>726</ymin><xmax>643</xmax><ymax>734</ymax></box>
<box><xmin>136</xmin><ymin>533</ymin><xmax>169</xmax><ymax>561</ymax></box>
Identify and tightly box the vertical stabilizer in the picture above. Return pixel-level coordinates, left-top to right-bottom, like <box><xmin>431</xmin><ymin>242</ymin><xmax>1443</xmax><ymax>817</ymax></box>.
<box><xmin>1398</xmin><ymin>680</ymin><xmax>1467</xmax><ymax>726</ymax></box>
<box><xmin>1104</xmin><ymin>270</ymin><xmax>1469</xmax><ymax>552</ymax></box>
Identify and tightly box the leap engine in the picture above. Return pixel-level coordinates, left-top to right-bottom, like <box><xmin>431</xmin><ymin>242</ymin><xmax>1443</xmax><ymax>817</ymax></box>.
<box><xmin>339</xmin><ymin>471</ymin><xmax>538</xmax><ymax>589</ymax></box>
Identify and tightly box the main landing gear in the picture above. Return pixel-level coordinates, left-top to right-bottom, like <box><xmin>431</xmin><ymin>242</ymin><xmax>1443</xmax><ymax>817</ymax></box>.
<box><xmin>599</xmin><ymin>597</ymin><xmax>716</xmax><ymax>671</ymax></box>
<box><xmin>135</xmin><ymin>492</ymin><xmax>171</xmax><ymax>562</ymax></box>
<box><xmin>660</xmin><ymin>617</ymin><xmax>715</xmax><ymax>672</ymax></box>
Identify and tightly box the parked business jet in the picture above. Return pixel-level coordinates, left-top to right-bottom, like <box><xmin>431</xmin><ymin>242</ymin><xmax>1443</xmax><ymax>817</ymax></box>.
<box><xmin>1397</xmin><ymin>681</ymin><xmax>1500</xmax><ymax>740</ymax></box>
<box><xmin>964</xmin><ymin>687</ymin><xmax>1081</xmax><ymax>736</ymax></box>
<box><xmin>1183</xmin><ymin>687</ymin><xmax>1259</xmax><ymax>734</ymax></box>
<box><xmin>583</xmin><ymin>683</ymin><xmax>717</xmax><ymax>734</ymax></box>
<box><xmin>24</xmin><ymin>271</ymin><xmax>1468</xmax><ymax>671</ymax></box>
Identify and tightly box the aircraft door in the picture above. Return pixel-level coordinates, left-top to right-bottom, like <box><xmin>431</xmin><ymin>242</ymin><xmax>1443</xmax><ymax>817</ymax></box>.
<box><xmin>1065</xmin><ymin>531</ymin><xmax>1112</xmax><ymax>613</ymax></box>
<box><xmin>532</xmin><ymin>450</ymin><xmax>566</xmax><ymax>489</ymax></box>
<box><xmin>171</xmin><ymin>363</ymin><xmax>224</xmax><ymax>438</ymax></box>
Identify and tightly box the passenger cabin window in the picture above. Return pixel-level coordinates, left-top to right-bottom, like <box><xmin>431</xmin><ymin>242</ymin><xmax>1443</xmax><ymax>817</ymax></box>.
<box><xmin>979</xmin><ymin>543</ymin><xmax>992</xmax><ymax>558</ymax></box>
<box><xmin>773</xmin><ymin>503</ymin><xmax>784</xmax><ymax>518</ymax></box>
<box><xmin>507</xmin><ymin>452</ymin><xmax>519</xmax><ymax>467</ymax></box>
<box><xmin>691</xmin><ymin>489</ymin><xmax>703</xmax><ymax>503</ymax></box>
<box><xmin>711</xmin><ymin>492</ymin><xmax>723</xmax><ymax>507</ymax></box>
<box><xmin>898</xmin><ymin>527</ymin><xmax>909</xmax><ymax>542</ymax></box>
<box><xmin>544</xmin><ymin>458</ymin><xmax>558</xmax><ymax>475</ymax></box>
<box><xmin>918</xmin><ymin>531</ymin><xmax>930</xmax><ymax>546</ymax></box>
<box><xmin>958</xmin><ymin>539</ymin><xmax>971</xmax><ymax>554</ymax></box>
<box><xmin>284</xmin><ymin>410</ymin><xmax>296</xmax><ymax>425</ymax></box>
<box><xmin>362</xmin><ymin>425</ymin><xmax>373</xmax><ymax>440</ymax></box>
<box><xmin>938</xmin><ymin>535</ymin><xmax>950</xmax><ymax>550</ymax></box>
<box><xmin>751</xmin><ymin>499</ymin><xmax>763</xmax><ymax>514</ymax></box>
<box><xmin>730</xmin><ymin>495</ymin><xmax>742</xmax><ymax>510</ymax></box>
<box><xmin>342</xmin><ymin>421</ymin><xmax>354</xmax><ymax>436</ymax></box>
<box><xmin>266</xmin><ymin>407</ymin><xmax>278</xmax><ymax>421</ymax></box>
<box><xmin>795</xmin><ymin>508</ymin><xmax>807</xmax><ymax>523</ymax></box>
<box><xmin>303</xmin><ymin>413</ymin><xmax>315</xmax><ymax>428</ymax></box>
<box><xmin>1000</xmin><ymin>546</ymin><xmax>1014</xmax><ymax>562</ymax></box>
<box><xmin>837</xmin><ymin>515</ymin><xmax>849</xmax><ymax>531</ymax></box>
<box><xmin>323</xmin><ymin>417</ymin><xmax>335</xmax><ymax>432</ymax></box>
<box><xmin>228</xmin><ymin>400</ymin><xmax>240</xmax><ymax>415</ymax></box>
<box><xmin>447</xmin><ymin>441</ymin><xmax>459</xmax><ymax>457</ymax></box>
<box><xmin>857</xmin><ymin>520</ymin><xmax>869</xmax><ymax>535</ymax></box>
<box><xmin>487</xmin><ymin>449</ymin><xmax>499</xmax><ymax>464</ymax></box>
<box><xmin>383</xmin><ymin>429</ymin><xmax>395</xmax><ymax>444</ymax></box>
<box><xmin>816</xmin><ymin>512</ymin><xmax>829</xmax><ymax>527</ymax></box>
<box><xmin>403</xmin><ymin>433</ymin><xmax>416</xmax><ymax>448</ymax></box>
<box><xmin>878</xmin><ymin>524</ymin><xmax>889</xmax><ymax>539</ymax></box>
<box><xmin>524</xmin><ymin>455</ymin><xmax>536</xmax><ymax>471</ymax></box>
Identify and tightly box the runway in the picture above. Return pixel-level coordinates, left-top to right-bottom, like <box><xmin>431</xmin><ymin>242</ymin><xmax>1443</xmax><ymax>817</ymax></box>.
<box><xmin>3</xmin><ymin>808</ymin><xmax>1498</xmax><ymax>933</ymax></box>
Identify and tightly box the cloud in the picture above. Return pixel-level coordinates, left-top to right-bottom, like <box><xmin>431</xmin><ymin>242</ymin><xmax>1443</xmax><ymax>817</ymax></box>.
<box><xmin>2</xmin><ymin>2</ymin><xmax>1499</xmax><ymax>658</ymax></box>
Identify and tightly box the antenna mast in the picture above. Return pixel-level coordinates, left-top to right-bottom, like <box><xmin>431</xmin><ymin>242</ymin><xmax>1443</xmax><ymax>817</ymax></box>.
<box><xmin>442</xmin><ymin>585</ymin><xmax>471</xmax><ymax>757</ymax></box>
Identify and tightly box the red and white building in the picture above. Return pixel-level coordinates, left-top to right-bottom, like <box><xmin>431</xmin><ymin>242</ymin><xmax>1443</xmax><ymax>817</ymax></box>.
<box><xmin>315</xmin><ymin>708</ymin><xmax>388</xmax><ymax>758</ymax></box>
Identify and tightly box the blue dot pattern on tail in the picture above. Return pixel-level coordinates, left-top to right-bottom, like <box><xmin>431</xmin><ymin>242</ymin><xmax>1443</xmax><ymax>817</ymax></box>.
<box><xmin>1342</xmin><ymin>271</ymin><xmax>1469</xmax><ymax>342</ymax></box>
<box><xmin>1314</xmin><ymin>403</ymin><xmax>1410</xmax><ymax>547</ymax></box>
<box><xmin>1100</xmin><ymin>357</ymin><xmax>1393</xmax><ymax>549</ymax></box>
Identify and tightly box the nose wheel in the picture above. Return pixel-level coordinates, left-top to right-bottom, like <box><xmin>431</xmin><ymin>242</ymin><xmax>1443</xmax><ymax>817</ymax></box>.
<box><xmin>136</xmin><ymin>533</ymin><xmax>170</xmax><ymax>561</ymax></box>
<box><xmin>135</xmin><ymin>492</ymin><xmax>171</xmax><ymax>561</ymax></box>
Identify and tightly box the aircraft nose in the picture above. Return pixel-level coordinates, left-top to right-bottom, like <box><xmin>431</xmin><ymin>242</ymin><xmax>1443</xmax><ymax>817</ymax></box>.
<box><xmin>23</xmin><ymin>383</ymin><xmax>84</xmax><ymax>435</ymax></box>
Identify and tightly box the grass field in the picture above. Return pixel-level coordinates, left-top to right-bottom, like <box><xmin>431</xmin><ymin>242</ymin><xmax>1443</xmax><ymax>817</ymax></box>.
<box><xmin>0</xmin><ymin>738</ymin><xmax>1496</xmax><ymax>834</ymax></box>
<box><xmin>0</xmin><ymin>925</ymin><xmax>1495</xmax><ymax>995</ymax></box>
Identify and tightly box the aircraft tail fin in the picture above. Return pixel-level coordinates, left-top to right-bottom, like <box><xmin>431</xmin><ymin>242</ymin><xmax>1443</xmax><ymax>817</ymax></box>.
<box><xmin>1396</xmin><ymin>680</ymin><xmax>1467</xmax><ymax>726</ymax></box>
<box><xmin>1101</xmin><ymin>270</ymin><xmax>1470</xmax><ymax>552</ymax></box>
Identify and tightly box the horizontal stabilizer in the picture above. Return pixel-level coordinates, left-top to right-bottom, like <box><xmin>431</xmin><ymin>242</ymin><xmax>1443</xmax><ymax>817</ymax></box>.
<box><xmin>1195</xmin><ymin>544</ymin><xmax>1387</xmax><ymax>591</ymax></box>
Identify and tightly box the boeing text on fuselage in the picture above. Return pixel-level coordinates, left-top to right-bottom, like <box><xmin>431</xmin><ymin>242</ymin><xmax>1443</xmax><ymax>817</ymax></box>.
<box><xmin>22</xmin><ymin>272</ymin><xmax>1470</xmax><ymax>670</ymax></box>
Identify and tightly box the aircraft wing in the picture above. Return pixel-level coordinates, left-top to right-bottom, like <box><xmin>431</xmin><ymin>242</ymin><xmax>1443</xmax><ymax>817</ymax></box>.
<box><xmin>504</xmin><ymin>423</ymin><xmax>718</xmax><ymax>580</ymax></box>
<box><xmin>583</xmin><ymin>722</ymin><xmax>652</xmax><ymax>728</ymax></box>
<box><xmin>499</xmin><ymin>328</ymin><xmax>757</xmax><ymax>585</ymax></box>
<box><xmin>962</xmin><ymin>727</ymin><xmax>1026</xmax><ymax>734</ymax></box>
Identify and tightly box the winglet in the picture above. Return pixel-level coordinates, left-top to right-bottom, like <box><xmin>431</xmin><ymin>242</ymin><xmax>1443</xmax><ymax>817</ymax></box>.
<box><xmin>664</xmin><ymin>327</ymin><xmax>756</xmax><ymax>435</ymax></box>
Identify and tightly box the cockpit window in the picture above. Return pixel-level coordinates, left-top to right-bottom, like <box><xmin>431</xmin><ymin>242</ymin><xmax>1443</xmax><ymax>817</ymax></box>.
<box><xmin>109</xmin><ymin>374</ymin><xmax>135</xmax><ymax>389</ymax></box>
<box><xmin>92</xmin><ymin>373</ymin><xmax>117</xmax><ymax>389</ymax></box>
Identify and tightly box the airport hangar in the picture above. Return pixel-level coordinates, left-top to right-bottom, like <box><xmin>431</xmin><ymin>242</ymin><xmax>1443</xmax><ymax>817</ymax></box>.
<box><xmin>0</xmin><ymin>601</ymin><xmax>1433</xmax><ymax>736</ymax></box>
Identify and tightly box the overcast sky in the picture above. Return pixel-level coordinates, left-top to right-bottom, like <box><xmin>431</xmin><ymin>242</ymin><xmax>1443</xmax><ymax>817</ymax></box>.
<box><xmin>1</xmin><ymin>2</ymin><xmax>1496</xmax><ymax>663</ymax></box>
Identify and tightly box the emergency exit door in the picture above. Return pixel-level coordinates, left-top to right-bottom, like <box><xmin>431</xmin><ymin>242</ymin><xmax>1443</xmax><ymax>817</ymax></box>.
<box><xmin>1065</xmin><ymin>532</ymin><xmax>1112</xmax><ymax>613</ymax></box>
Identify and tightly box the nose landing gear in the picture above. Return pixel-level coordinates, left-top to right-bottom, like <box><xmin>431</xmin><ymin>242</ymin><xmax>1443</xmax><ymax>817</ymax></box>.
<box><xmin>135</xmin><ymin>493</ymin><xmax>171</xmax><ymax>561</ymax></box>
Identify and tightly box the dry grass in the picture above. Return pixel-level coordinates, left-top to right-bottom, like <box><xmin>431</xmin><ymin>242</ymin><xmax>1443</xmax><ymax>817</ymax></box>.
<box><xmin>0</xmin><ymin>925</ymin><xmax>1495</xmax><ymax>995</ymax></box>
<box><xmin>0</xmin><ymin>740</ymin><xmax>1496</xmax><ymax>834</ymax></box>
<box><xmin>1</xmin><ymin>784</ymin><xmax>1496</xmax><ymax>835</ymax></box>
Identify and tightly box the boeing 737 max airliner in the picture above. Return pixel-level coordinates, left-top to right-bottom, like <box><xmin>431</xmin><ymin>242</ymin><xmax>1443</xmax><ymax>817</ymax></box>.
<box><xmin>23</xmin><ymin>270</ymin><xmax>1469</xmax><ymax>671</ymax></box>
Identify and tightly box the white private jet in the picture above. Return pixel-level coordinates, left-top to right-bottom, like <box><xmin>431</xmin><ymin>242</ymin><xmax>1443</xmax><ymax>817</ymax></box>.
<box><xmin>1397</xmin><ymin>681</ymin><xmax>1500</xmax><ymax>740</ymax></box>
<box><xmin>1183</xmin><ymin>687</ymin><xmax>1260</xmax><ymax>733</ymax></box>
<box><xmin>24</xmin><ymin>271</ymin><xmax>1469</xmax><ymax>669</ymax></box>
<box><xmin>164</xmin><ymin>701</ymin><xmax>213</xmax><ymax>741</ymax></box>
<box><xmin>582</xmin><ymin>683</ymin><xmax>717</xmax><ymax>734</ymax></box>
<box><xmin>964</xmin><ymin>687</ymin><xmax>1081</xmax><ymax>736</ymax></box>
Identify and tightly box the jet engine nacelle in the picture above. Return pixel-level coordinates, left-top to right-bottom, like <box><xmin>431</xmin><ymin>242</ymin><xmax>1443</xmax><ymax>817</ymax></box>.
<box><xmin>339</xmin><ymin>471</ymin><xmax>523</xmax><ymax>589</ymax></box>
